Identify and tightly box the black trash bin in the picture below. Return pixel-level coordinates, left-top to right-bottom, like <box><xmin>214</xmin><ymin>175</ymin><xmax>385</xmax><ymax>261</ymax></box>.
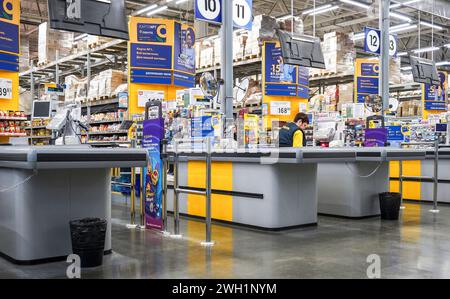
<box><xmin>379</xmin><ymin>192</ymin><xmax>401</xmax><ymax>220</ymax></box>
<box><xmin>70</xmin><ymin>218</ymin><xmax>107</xmax><ymax>268</ymax></box>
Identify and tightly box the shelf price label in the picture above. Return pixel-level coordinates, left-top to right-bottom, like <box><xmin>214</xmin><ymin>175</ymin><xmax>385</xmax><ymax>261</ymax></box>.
<box><xmin>364</xmin><ymin>27</ymin><xmax>397</xmax><ymax>57</ymax></box>
<box><xmin>0</xmin><ymin>78</ymin><xmax>13</xmax><ymax>100</ymax></box>
<box><xmin>270</xmin><ymin>101</ymin><xmax>291</xmax><ymax>116</ymax></box>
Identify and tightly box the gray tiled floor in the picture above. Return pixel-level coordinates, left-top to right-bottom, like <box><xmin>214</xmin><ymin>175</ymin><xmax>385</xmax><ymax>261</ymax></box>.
<box><xmin>1</xmin><ymin>200</ymin><xmax>450</xmax><ymax>279</ymax></box>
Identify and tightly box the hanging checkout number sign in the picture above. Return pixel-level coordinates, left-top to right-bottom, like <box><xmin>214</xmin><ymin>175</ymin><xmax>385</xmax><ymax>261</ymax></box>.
<box><xmin>0</xmin><ymin>78</ymin><xmax>13</xmax><ymax>100</ymax></box>
<box><xmin>364</xmin><ymin>27</ymin><xmax>397</xmax><ymax>57</ymax></box>
<box><xmin>195</xmin><ymin>0</ymin><xmax>253</xmax><ymax>30</ymax></box>
<box><xmin>270</xmin><ymin>101</ymin><xmax>291</xmax><ymax>116</ymax></box>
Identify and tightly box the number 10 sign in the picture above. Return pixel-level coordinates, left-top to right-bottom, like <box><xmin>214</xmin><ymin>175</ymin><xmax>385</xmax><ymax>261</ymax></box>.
<box><xmin>364</xmin><ymin>27</ymin><xmax>397</xmax><ymax>57</ymax></box>
<box><xmin>195</xmin><ymin>0</ymin><xmax>253</xmax><ymax>30</ymax></box>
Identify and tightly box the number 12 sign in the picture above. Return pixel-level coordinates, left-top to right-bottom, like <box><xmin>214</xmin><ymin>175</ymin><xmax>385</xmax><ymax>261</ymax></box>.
<box><xmin>364</xmin><ymin>27</ymin><xmax>397</xmax><ymax>57</ymax></box>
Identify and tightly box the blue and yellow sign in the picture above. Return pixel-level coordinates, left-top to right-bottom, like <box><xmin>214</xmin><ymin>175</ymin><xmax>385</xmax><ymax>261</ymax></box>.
<box><xmin>355</xmin><ymin>58</ymin><xmax>379</xmax><ymax>103</ymax></box>
<box><xmin>0</xmin><ymin>0</ymin><xmax>19</xmax><ymax>72</ymax></box>
<box><xmin>424</xmin><ymin>71</ymin><xmax>448</xmax><ymax>111</ymax></box>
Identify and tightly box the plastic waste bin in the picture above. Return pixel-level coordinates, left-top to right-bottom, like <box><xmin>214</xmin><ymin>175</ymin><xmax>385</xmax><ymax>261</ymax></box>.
<box><xmin>379</xmin><ymin>192</ymin><xmax>401</xmax><ymax>220</ymax></box>
<box><xmin>70</xmin><ymin>218</ymin><xmax>107</xmax><ymax>268</ymax></box>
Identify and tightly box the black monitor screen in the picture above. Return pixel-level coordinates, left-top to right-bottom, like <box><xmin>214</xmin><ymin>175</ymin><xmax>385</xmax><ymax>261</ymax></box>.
<box><xmin>277</xmin><ymin>30</ymin><xmax>326</xmax><ymax>69</ymax></box>
<box><xmin>436</xmin><ymin>123</ymin><xmax>447</xmax><ymax>132</ymax></box>
<box><xmin>33</xmin><ymin>101</ymin><xmax>51</xmax><ymax>118</ymax></box>
<box><xmin>410</xmin><ymin>56</ymin><xmax>440</xmax><ymax>85</ymax></box>
<box><xmin>47</xmin><ymin>0</ymin><xmax>129</xmax><ymax>40</ymax></box>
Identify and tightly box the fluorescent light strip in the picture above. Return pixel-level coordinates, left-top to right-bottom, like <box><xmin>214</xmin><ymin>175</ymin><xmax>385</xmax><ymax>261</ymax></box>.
<box><xmin>147</xmin><ymin>5</ymin><xmax>168</xmax><ymax>16</ymax></box>
<box><xmin>401</xmin><ymin>66</ymin><xmax>412</xmax><ymax>71</ymax></box>
<box><xmin>390</xmin><ymin>11</ymin><xmax>412</xmax><ymax>22</ymax></box>
<box><xmin>390</xmin><ymin>24</ymin><xmax>417</xmax><ymax>33</ymax></box>
<box><xmin>420</xmin><ymin>21</ymin><xmax>443</xmax><ymax>31</ymax></box>
<box><xmin>445</xmin><ymin>44</ymin><xmax>450</xmax><ymax>48</ymax></box>
<box><xmin>135</xmin><ymin>4</ymin><xmax>158</xmax><ymax>15</ymax></box>
<box><xmin>352</xmin><ymin>33</ymin><xmax>365</xmax><ymax>41</ymax></box>
<box><xmin>436</xmin><ymin>61</ymin><xmax>450</xmax><ymax>66</ymax></box>
<box><xmin>175</xmin><ymin>0</ymin><xmax>189</xmax><ymax>4</ymax></box>
<box><xmin>397</xmin><ymin>52</ymin><xmax>408</xmax><ymax>56</ymax></box>
<box><xmin>390</xmin><ymin>0</ymin><xmax>420</xmax><ymax>9</ymax></box>
<box><xmin>302</xmin><ymin>4</ymin><xmax>332</xmax><ymax>15</ymax></box>
<box><xmin>308</xmin><ymin>5</ymin><xmax>340</xmax><ymax>16</ymax></box>
<box><xmin>339</xmin><ymin>0</ymin><xmax>370</xmax><ymax>9</ymax></box>
<box><xmin>412</xmin><ymin>46</ymin><xmax>440</xmax><ymax>54</ymax></box>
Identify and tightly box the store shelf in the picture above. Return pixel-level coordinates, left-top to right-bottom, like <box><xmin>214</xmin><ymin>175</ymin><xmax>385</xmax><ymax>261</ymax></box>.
<box><xmin>85</xmin><ymin>130</ymin><xmax>129</xmax><ymax>135</ymax></box>
<box><xmin>87</xmin><ymin>141</ymin><xmax>131</xmax><ymax>146</ymax></box>
<box><xmin>81</xmin><ymin>98</ymin><xmax>121</xmax><ymax>108</ymax></box>
<box><xmin>0</xmin><ymin>117</ymin><xmax>28</xmax><ymax>121</ymax></box>
<box><xmin>25</xmin><ymin>126</ymin><xmax>48</xmax><ymax>130</ymax></box>
<box><xmin>89</xmin><ymin>119</ymin><xmax>124</xmax><ymax>125</ymax></box>
<box><xmin>0</xmin><ymin>133</ymin><xmax>27</xmax><ymax>137</ymax></box>
<box><xmin>28</xmin><ymin>136</ymin><xmax>52</xmax><ymax>139</ymax></box>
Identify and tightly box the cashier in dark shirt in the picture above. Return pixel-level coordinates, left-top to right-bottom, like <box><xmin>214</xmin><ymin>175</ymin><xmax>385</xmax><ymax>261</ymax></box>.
<box><xmin>279</xmin><ymin>113</ymin><xmax>309</xmax><ymax>147</ymax></box>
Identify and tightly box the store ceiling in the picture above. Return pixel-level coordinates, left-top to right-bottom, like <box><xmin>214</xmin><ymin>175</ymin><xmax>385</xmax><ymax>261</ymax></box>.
<box><xmin>19</xmin><ymin>0</ymin><xmax>450</xmax><ymax>66</ymax></box>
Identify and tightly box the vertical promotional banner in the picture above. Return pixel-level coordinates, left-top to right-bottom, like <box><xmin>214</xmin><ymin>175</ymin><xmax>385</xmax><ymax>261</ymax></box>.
<box><xmin>423</xmin><ymin>71</ymin><xmax>448</xmax><ymax>112</ymax></box>
<box><xmin>264</xmin><ymin>42</ymin><xmax>298</xmax><ymax>97</ymax></box>
<box><xmin>173</xmin><ymin>22</ymin><xmax>196</xmax><ymax>88</ymax></box>
<box><xmin>354</xmin><ymin>58</ymin><xmax>380</xmax><ymax>103</ymax></box>
<box><xmin>0</xmin><ymin>0</ymin><xmax>19</xmax><ymax>72</ymax></box>
<box><xmin>142</xmin><ymin>118</ymin><xmax>164</xmax><ymax>230</ymax></box>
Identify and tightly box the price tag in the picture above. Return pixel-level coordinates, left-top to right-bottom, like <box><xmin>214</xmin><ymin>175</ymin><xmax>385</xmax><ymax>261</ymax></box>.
<box><xmin>195</xmin><ymin>0</ymin><xmax>222</xmax><ymax>24</ymax></box>
<box><xmin>270</xmin><ymin>101</ymin><xmax>291</xmax><ymax>116</ymax></box>
<box><xmin>0</xmin><ymin>78</ymin><xmax>12</xmax><ymax>100</ymax></box>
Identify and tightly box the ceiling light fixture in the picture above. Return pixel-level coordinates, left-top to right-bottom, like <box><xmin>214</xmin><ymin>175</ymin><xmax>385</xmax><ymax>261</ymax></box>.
<box><xmin>308</xmin><ymin>5</ymin><xmax>340</xmax><ymax>16</ymax></box>
<box><xmin>412</xmin><ymin>46</ymin><xmax>440</xmax><ymax>54</ymax></box>
<box><xmin>302</xmin><ymin>4</ymin><xmax>332</xmax><ymax>15</ymax></box>
<box><xmin>339</xmin><ymin>0</ymin><xmax>370</xmax><ymax>9</ymax></box>
<box><xmin>147</xmin><ymin>5</ymin><xmax>168</xmax><ymax>16</ymax></box>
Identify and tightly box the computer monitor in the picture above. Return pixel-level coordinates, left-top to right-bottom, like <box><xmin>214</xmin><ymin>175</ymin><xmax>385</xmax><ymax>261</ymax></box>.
<box><xmin>47</xmin><ymin>0</ymin><xmax>129</xmax><ymax>40</ymax></box>
<box><xmin>32</xmin><ymin>101</ymin><xmax>52</xmax><ymax>119</ymax></box>
<box><xmin>277</xmin><ymin>30</ymin><xmax>326</xmax><ymax>69</ymax></box>
<box><xmin>409</xmin><ymin>56</ymin><xmax>440</xmax><ymax>85</ymax></box>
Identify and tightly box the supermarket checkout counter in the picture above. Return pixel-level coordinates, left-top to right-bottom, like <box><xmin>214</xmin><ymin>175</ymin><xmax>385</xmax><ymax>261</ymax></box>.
<box><xmin>167</xmin><ymin>147</ymin><xmax>428</xmax><ymax>229</ymax></box>
<box><xmin>0</xmin><ymin>146</ymin><xmax>147</xmax><ymax>264</ymax></box>
<box><xmin>317</xmin><ymin>148</ymin><xmax>426</xmax><ymax>218</ymax></box>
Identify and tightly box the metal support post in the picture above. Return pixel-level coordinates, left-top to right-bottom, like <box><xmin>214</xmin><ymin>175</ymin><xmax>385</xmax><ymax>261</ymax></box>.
<box><xmin>201</xmin><ymin>138</ymin><xmax>214</xmax><ymax>247</ymax></box>
<box><xmin>171</xmin><ymin>141</ymin><xmax>182</xmax><ymax>238</ymax></box>
<box><xmin>430</xmin><ymin>139</ymin><xmax>440</xmax><ymax>213</ymax></box>
<box><xmin>55</xmin><ymin>50</ymin><xmax>60</xmax><ymax>84</ymax></box>
<box><xmin>220</xmin><ymin>0</ymin><xmax>234</xmax><ymax>137</ymax></box>
<box><xmin>126</xmin><ymin>167</ymin><xmax>138</xmax><ymax>229</ymax></box>
<box><xmin>139</xmin><ymin>167</ymin><xmax>146</xmax><ymax>229</ymax></box>
<box><xmin>379</xmin><ymin>0</ymin><xmax>390</xmax><ymax>113</ymax></box>
<box><xmin>399</xmin><ymin>161</ymin><xmax>405</xmax><ymax>209</ymax></box>
<box><xmin>161</xmin><ymin>140</ymin><xmax>170</xmax><ymax>236</ymax></box>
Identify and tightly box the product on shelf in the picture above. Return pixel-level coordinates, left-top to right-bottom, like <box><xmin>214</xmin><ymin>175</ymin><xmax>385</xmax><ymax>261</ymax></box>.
<box><xmin>0</xmin><ymin>110</ymin><xmax>26</xmax><ymax>119</ymax></box>
<box><xmin>38</xmin><ymin>22</ymin><xmax>73</xmax><ymax>65</ymax></box>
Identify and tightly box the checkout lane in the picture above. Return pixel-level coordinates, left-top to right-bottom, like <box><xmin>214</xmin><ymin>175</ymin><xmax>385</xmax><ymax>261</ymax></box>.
<box><xmin>167</xmin><ymin>147</ymin><xmax>428</xmax><ymax>229</ymax></box>
<box><xmin>0</xmin><ymin>145</ymin><xmax>147</xmax><ymax>264</ymax></box>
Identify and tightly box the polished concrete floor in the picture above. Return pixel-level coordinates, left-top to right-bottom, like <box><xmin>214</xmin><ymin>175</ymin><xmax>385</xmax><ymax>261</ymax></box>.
<box><xmin>1</xmin><ymin>199</ymin><xmax>450</xmax><ymax>279</ymax></box>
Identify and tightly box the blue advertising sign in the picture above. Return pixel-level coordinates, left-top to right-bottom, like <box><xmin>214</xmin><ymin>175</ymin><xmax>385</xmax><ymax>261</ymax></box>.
<box><xmin>424</xmin><ymin>71</ymin><xmax>448</xmax><ymax>111</ymax></box>
<box><xmin>364</xmin><ymin>128</ymin><xmax>387</xmax><ymax>147</ymax></box>
<box><xmin>174</xmin><ymin>23</ymin><xmax>196</xmax><ymax>75</ymax></box>
<box><xmin>361</xmin><ymin>63</ymin><xmax>379</xmax><ymax>77</ymax></box>
<box><xmin>142</xmin><ymin>118</ymin><xmax>164</xmax><ymax>230</ymax></box>
<box><xmin>173</xmin><ymin>71</ymin><xmax>195</xmax><ymax>88</ymax></box>
<box><xmin>0</xmin><ymin>20</ymin><xmax>18</xmax><ymax>54</ymax></box>
<box><xmin>130</xmin><ymin>43</ymin><xmax>172</xmax><ymax>69</ymax></box>
<box><xmin>298</xmin><ymin>67</ymin><xmax>309</xmax><ymax>86</ymax></box>
<box><xmin>233</xmin><ymin>0</ymin><xmax>253</xmax><ymax>30</ymax></box>
<box><xmin>137</xmin><ymin>23</ymin><xmax>167</xmax><ymax>43</ymax></box>
<box><xmin>191</xmin><ymin>116</ymin><xmax>214</xmax><ymax>138</ymax></box>
<box><xmin>195</xmin><ymin>0</ymin><xmax>222</xmax><ymax>24</ymax></box>
<box><xmin>265</xmin><ymin>43</ymin><xmax>297</xmax><ymax>84</ymax></box>
<box><xmin>130</xmin><ymin>69</ymin><xmax>172</xmax><ymax>85</ymax></box>
<box><xmin>0</xmin><ymin>51</ymin><xmax>18</xmax><ymax>71</ymax></box>
<box><xmin>386</xmin><ymin>126</ymin><xmax>404</xmax><ymax>141</ymax></box>
<box><xmin>357</xmin><ymin>77</ymin><xmax>379</xmax><ymax>94</ymax></box>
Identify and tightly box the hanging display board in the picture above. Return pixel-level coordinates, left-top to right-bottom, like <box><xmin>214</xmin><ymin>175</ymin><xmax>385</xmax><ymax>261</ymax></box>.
<box><xmin>129</xmin><ymin>18</ymin><xmax>195</xmax><ymax>87</ymax></box>
<box><xmin>233</xmin><ymin>0</ymin><xmax>253</xmax><ymax>30</ymax></box>
<box><xmin>195</xmin><ymin>0</ymin><xmax>253</xmax><ymax>30</ymax></box>
<box><xmin>0</xmin><ymin>0</ymin><xmax>19</xmax><ymax>72</ymax></box>
<box><xmin>423</xmin><ymin>71</ymin><xmax>448</xmax><ymax>111</ymax></box>
<box><xmin>354</xmin><ymin>58</ymin><xmax>379</xmax><ymax>103</ymax></box>
<box><xmin>263</xmin><ymin>42</ymin><xmax>309</xmax><ymax>97</ymax></box>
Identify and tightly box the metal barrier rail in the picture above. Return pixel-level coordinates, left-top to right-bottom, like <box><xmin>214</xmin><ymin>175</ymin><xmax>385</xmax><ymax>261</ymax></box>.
<box><xmin>400</xmin><ymin>140</ymin><xmax>439</xmax><ymax>213</ymax></box>
<box><xmin>171</xmin><ymin>138</ymin><xmax>214</xmax><ymax>246</ymax></box>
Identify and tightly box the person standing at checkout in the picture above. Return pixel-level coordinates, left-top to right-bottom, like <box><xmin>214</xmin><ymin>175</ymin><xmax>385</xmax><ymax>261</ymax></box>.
<box><xmin>278</xmin><ymin>113</ymin><xmax>309</xmax><ymax>147</ymax></box>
